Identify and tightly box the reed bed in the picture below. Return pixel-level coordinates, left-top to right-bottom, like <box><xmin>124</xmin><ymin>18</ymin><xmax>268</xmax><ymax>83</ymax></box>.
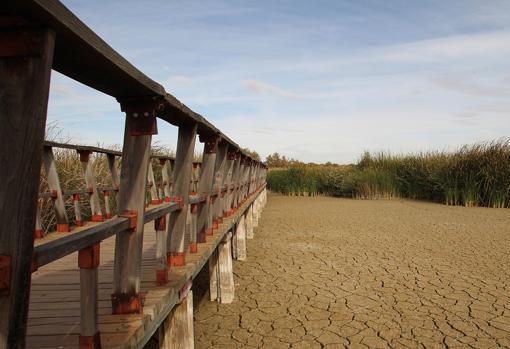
<box><xmin>267</xmin><ymin>139</ymin><xmax>510</xmax><ymax>208</ymax></box>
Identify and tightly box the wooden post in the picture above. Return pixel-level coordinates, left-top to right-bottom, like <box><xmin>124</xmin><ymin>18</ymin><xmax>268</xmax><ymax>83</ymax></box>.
<box><xmin>196</xmin><ymin>135</ymin><xmax>218</xmax><ymax>243</ymax></box>
<box><xmin>227</xmin><ymin>153</ymin><xmax>241</xmax><ymax>215</ymax></box>
<box><xmin>218</xmin><ymin>231</ymin><xmax>235</xmax><ymax>303</ymax></box>
<box><xmin>148</xmin><ymin>160</ymin><xmax>160</xmax><ymax>205</ymax></box>
<box><xmin>208</xmin><ymin>249</ymin><xmax>219</xmax><ymax>302</ymax></box>
<box><xmin>42</xmin><ymin>146</ymin><xmax>70</xmax><ymax>232</ymax></box>
<box><xmin>160</xmin><ymin>159</ymin><xmax>172</xmax><ymax>202</ymax></box>
<box><xmin>112</xmin><ymin>98</ymin><xmax>158</xmax><ymax>314</ymax></box>
<box><xmin>234</xmin><ymin>215</ymin><xmax>247</xmax><ymax>261</ymax></box>
<box><xmin>0</xmin><ymin>26</ymin><xmax>55</xmax><ymax>348</ymax></box>
<box><xmin>73</xmin><ymin>194</ymin><xmax>84</xmax><ymax>226</ymax></box>
<box><xmin>161</xmin><ymin>291</ymin><xmax>194</xmax><ymax>349</ymax></box>
<box><xmin>167</xmin><ymin>124</ymin><xmax>197</xmax><ymax>267</ymax></box>
<box><xmin>246</xmin><ymin>204</ymin><xmax>254</xmax><ymax>239</ymax></box>
<box><xmin>221</xmin><ymin>149</ymin><xmax>235</xmax><ymax>218</ymax></box>
<box><xmin>212</xmin><ymin>143</ymin><xmax>228</xmax><ymax>228</ymax></box>
<box><xmin>79</xmin><ymin>243</ymin><xmax>101</xmax><ymax>348</ymax></box>
<box><xmin>78</xmin><ymin>150</ymin><xmax>103</xmax><ymax>222</ymax></box>
<box><xmin>35</xmin><ymin>199</ymin><xmax>43</xmax><ymax>238</ymax></box>
<box><xmin>155</xmin><ymin>215</ymin><xmax>168</xmax><ymax>285</ymax></box>
<box><xmin>189</xmin><ymin>203</ymin><xmax>198</xmax><ymax>253</ymax></box>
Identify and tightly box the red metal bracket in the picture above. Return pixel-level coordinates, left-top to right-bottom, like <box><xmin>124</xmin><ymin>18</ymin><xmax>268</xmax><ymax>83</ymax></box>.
<box><xmin>156</xmin><ymin>269</ymin><xmax>168</xmax><ymax>285</ymax></box>
<box><xmin>199</xmin><ymin>135</ymin><xmax>219</xmax><ymax>154</ymax></box>
<box><xmin>119</xmin><ymin>210</ymin><xmax>138</xmax><ymax>230</ymax></box>
<box><xmin>79</xmin><ymin>332</ymin><xmax>101</xmax><ymax>349</ymax></box>
<box><xmin>78</xmin><ymin>243</ymin><xmax>100</xmax><ymax>269</ymax></box>
<box><xmin>167</xmin><ymin>252</ymin><xmax>185</xmax><ymax>267</ymax></box>
<box><xmin>111</xmin><ymin>292</ymin><xmax>143</xmax><ymax>314</ymax></box>
<box><xmin>50</xmin><ymin>189</ymin><xmax>58</xmax><ymax>199</ymax></box>
<box><xmin>119</xmin><ymin>98</ymin><xmax>163</xmax><ymax>136</ymax></box>
<box><xmin>0</xmin><ymin>255</ymin><xmax>12</xmax><ymax>296</ymax></box>
<box><xmin>189</xmin><ymin>242</ymin><xmax>198</xmax><ymax>253</ymax></box>
<box><xmin>190</xmin><ymin>203</ymin><xmax>198</xmax><ymax>214</ymax></box>
<box><xmin>57</xmin><ymin>223</ymin><xmax>70</xmax><ymax>233</ymax></box>
<box><xmin>172</xmin><ymin>196</ymin><xmax>184</xmax><ymax>209</ymax></box>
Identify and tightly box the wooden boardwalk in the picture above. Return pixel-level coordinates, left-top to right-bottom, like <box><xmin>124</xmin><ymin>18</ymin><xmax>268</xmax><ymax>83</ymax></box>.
<box><xmin>27</xmin><ymin>194</ymin><xmax>262</xmax><ymax>348</ymax></box>
<box><xmin>0</xmin><ymin>1</ymin><xmax>267</xmax><ymax>348</ymax></box>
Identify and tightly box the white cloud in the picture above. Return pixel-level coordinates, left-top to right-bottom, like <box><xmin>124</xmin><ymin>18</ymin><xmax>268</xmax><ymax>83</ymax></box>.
<box><xmin>241</xmin><ymin>80</ymin><xmax>302</xmax><ymax>100</ymax></box>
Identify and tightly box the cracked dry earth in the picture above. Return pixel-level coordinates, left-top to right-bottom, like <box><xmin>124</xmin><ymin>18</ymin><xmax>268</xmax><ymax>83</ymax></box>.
<box><xmin>192</xmin><ymin>194</ymin><xmax>510</xmax><ymax>348</ymax></box>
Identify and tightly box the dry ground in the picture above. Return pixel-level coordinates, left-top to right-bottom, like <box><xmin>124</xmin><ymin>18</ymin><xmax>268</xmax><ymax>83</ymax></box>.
<box><xmin>193</xmin><ymin>194</ymin><xmax>510</xmax><ymax>348</ymax></box>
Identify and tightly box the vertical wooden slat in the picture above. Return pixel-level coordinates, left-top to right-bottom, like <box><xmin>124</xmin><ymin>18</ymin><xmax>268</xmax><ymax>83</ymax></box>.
<box><xmin>112</xmin><ymin>105</ymin><xmax>155</xmax><ymax>314</ymax></box>
<box><xmin>167</xmin><ymin>124</ymin><xmax>197</xmax><ymax>267</ymax></box>
<box><xmin>79</xmin><ymin>151</ymin><xmax>103</xmax><ymax>222</ymax></box>
<box><xmin>34</xmin><ymin>198</ymin><xmax>43</xmax><ymax>238</ymax></box>
<box><xmin>195</xmin><ymin>136</ymin><xmax>218</xmax><ymax>244</ymax></box>
<box><xmin>227</xmin><ymin>153</ymin><xmax>241</xmax><ymax>215</ymax></box>
<box><xmin>42</xmin><ymin>147</ymin><xmax>70</xmax><ymax>232</ymax></box>
<box><xmin>73</xmin><ymin>194</ymin><xmax>83</xmax><ymax>226</ymax></box>
<box><xmin>208</xmin><ymin>249</ymin><xmax>219</xmax><ymax>302</ymax></box>
<box><xmin>160</xmin><ymin>159</ymin><xmax>172</xmax><ymax>202</ymax></box>
<box><xmin>218</xmin><ymin>231</ymin><xmax>235</xmax><ymax>303</ymax></box>
<box><xmin>211</xmin><ymin>143</ymin><xmax>228</xmax><ymax>228</ymax></box>
<box><xmin>155</xmin><ymin>215</ymin><xmax>168</xmax><ymax>284</ymax></box>
<box><xmin>79</xmin><ymin>243</ymin><xmax>101</xmax><ymax>348</ymax></box>
<box><xmin>222</xmin><ymin>149</ymin><xmax>235</xmax><ymax>217</ymax></box>
<box><xmin>148</xmin><ymin>160</ymin><xmax>160</xmax><ymax>205</ymax></box>
<box><xmin>0</xmin><ymin>27</ymin><xmax>55</xmax><ymax>349</ymax></box>
<box><xmin>234</xmin><ymin>215</ymin><xmax>247</xmax><ymax>261</ymax></box>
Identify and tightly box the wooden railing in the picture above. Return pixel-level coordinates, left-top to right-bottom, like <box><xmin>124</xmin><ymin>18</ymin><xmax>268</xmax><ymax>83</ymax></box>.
<box><xmin>0</xmin><ymin>1</ymin><xmax>267</xmax><ymax>348</ymax></box>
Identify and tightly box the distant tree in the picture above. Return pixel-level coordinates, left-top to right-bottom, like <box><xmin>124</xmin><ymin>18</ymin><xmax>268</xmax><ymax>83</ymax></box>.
<box><xmin>242</xmin><ymin>147</ymin><xmax>261</xmax><ymax>161</ymax></box>
<box><xmin>265</xmin><ymin>152</ymin><xmax>302</xmax><ymax>168</ymax></box>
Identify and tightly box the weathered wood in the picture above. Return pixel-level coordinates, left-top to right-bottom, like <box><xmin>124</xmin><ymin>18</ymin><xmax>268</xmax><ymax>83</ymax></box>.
<box><xmin>155</xmin><ymin>215</ymin><xmax>168</xmax><ymax>285</ymax></box>
<box><xmin>246</xmin><ymin>204</ymin><xmax>254</xmax><ymax>239</ymax></box>
<box><xmin>222</xmin><ymin>150</ymin><xmax>235</xmax><ymax>216</ymax></box>
<box><xmin>234</xmin><ymin>215</ymin><xmax>247</xmax><ymax>261</ymax></box>
<box><xmin>162</xmin><ymin>291</ymin><xmax>194</xmax><ymax>349</ymax></box>
<box><xmin>148</xmin><ymin>160</ymin><xmax>160</xmax><ymax>204</ymax></box>
<box><xmin>79</xmin><ymin>151</ymin><xmax>103</xmax><ymax>222</ymax></box>
<box><xmin>208</xmin><ymin>250</ymin><xmax>219</xmax><ymax>302</ymax></box>
<box><xmin>73</xmin><ymin>194</ymin><xmax>83</xmax><ymax>226</ymax></box>
<box><xmin>42</xmin><ymin>147</ymin><xmax>70</xmax><ymax>232</ymax></box>
<box><xmin>160</xmin><ymin>159</ymin><xmax>172</xmax><ymax>202</ymax></box>
<box><xmin>0</xmin><ymin>27</ymin><xmax>55</xmax><ymax>349</ymax></box>
<box><xmin>196</xmin><ymin>137</ymin><xmax>218</xmax><ymax>244</ymax></box>
<box><xmin>79</xmin><ymin>243</ymin><xmax>100</xmax><ymax>348</ymax></box>
<box><xmin>211</xmin><ymin>143</ymin><xmax>228</xmax><ymax>227</ymax></box>
<box><xmin>227</xmin><ymin>153</ymin><xmax>241</xmax><ymax>215</ymax></box>
<box><xmin>167</xmin><ymin>124</ymin><xmax>197</xmax><ymax>267</ymax></box>
<box><xmin>112</xmin><ymin>113</ymin><xmax>153</xmax><ymax>314</ymax></box>
<box><xmin>218</xmin><ymin>231</ymin><xmax>235</xmax><ymax>303</ymax></box>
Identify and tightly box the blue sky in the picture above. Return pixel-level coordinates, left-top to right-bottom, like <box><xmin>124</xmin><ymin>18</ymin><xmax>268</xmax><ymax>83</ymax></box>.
<box><xmin>49</xmin><ymin>0</ymin><xmax>510</xmax><ymax>163</ymax></box>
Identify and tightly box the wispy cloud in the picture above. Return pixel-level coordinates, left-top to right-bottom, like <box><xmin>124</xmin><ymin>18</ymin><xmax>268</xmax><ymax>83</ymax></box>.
<box><xmin>241</xmin><ymin>80</ymin><xmax>302</xmax><ymax>100</ymax></box>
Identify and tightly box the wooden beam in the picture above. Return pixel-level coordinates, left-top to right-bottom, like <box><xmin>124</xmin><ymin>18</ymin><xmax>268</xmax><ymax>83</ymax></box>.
<box><xmin>78</xmin><ymin>150</ymin><xmax>103</xmax><ymax>222</ymax></box>
<box><xmin>0</xmin><ymin>26</ymin><xmax>55</xmax><ymax>349</ymax></box>
<box><xmin>161</xmin><ymin>291</ymin><xmax>194</xmax><ymax>349</ymax></box>
<box><xmin>167</xmin><ymin>124</ymin><xmax>197</xmax><ymax>267</ymax></box>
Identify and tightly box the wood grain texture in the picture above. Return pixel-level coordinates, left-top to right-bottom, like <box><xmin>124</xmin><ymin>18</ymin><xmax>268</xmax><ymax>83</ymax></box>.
<box><xmin>168</xmin><ymin>124</ymin><xmax>197</xmax><ymax>255</ymax></box>
<box><xmin>0</xmin><ymin>27</ymin><xmax>55</xmax><ymax>349</ymax></box>
<box><xmin>113</xmin><ymin>116</ymin><xmax>152</xmax><ymax>296</ymax></box>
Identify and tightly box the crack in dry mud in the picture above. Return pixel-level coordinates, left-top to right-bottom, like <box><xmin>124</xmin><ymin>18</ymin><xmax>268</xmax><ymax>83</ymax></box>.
<box><xmin>193</xmin><ymin>195</ymin><xmax>510</xmax><ymax>348</ymax></box>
